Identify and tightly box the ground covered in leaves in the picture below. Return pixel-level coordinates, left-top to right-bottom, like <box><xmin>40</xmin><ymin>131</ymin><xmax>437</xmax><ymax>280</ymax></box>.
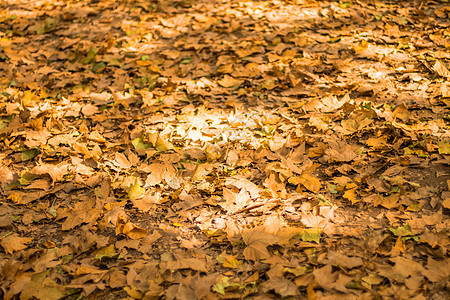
<box><xmin>0</xmin><ymin>0</ymin><xmax>449</xmax><ymax>299</ymax></box>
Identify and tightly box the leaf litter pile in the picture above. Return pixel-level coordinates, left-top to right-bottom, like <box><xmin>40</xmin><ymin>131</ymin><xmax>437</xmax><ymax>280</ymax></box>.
<box><xmin>0</xmin><ymin>0</ymin><xmax>449</xmax><ymax>299</ymax></box>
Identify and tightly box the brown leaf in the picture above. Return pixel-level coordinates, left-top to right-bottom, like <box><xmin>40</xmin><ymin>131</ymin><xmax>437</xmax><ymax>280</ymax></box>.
<box><xmin>0</xmin><ymin>233</ymin><xmax>32</xmax><ymax>254</ymax></box>
<box><xmin>114</xmin><ymin>152</ymin><xmax>132</xmax><ymax>169</ymax></box>
<box><xmin>115</xmin><ymin>216</ymin><xmax>148</xmax><ymax>239</ymax></box>
<box><xmin>432</xmin><ymin>60</ymin><xmax>450</xmax><ymax>78</ymax></box>
<box><xmin>261</xmin><ymin>277</ymin><xmax>298</xmax><ymax>297</ymax></box>
<box><xmin>142</xmin><ymin>163</ymin><xmax>176</xmax><ymax>186</ymax></box>
<box><xmin>242</xmin><ymin>226</ymin><xmax>280</xmax><ymax>261</ymax></box>
<box><xmin>217</xmin><ymin>75</ymin><xmax>243</xmax><ymax>88</ymax></box>
<box><xmin>138</xmin><ymin>230</ymin><xmax>162</xmax><ymax>253</ymax></box>
<box><xmin>81</xmin><ymin>104</ymin><xmax>99</xmax><ymax>116</ymax></box>
<box><xmin>219</xmin><ymin>187</ymin><xmax>251</xmax><ymax>214</ymax></box>
<box><xmin>87</xmin><ymin>131</ymin><xmax>106</xmax><ymax>143</ymax></box>
<box><xmin>131</xmin><ymin>192</ymin><xmax>160</xmax><ymax>212</ymax></box>
<box><xmin>31</xmin><ymin>162</ymin><xmax>69</xmax><ymax>182</ymax></box>
<box><xmin>289</xmin><ymin>173</ymin><xmax>321</xmax><ymax>193</ymax></box>
<box><xmin>166</xmin><ymin>258</ymin><xmax>208</xmax><ymax>272</ymax></box>
<box><xmin>0</xmin><ymin>166</ymin><xmax>14</xmax><ymax>186</ymax></box>
<box><xmin>226</xmin><ymin>175</ymin><xmax>261</xmax><ymax>198</ymax></box>
<box><xmin>191</xmin><ymin>162</ymin><xmax>214</xmax><ymax>182</ymax></box>
<box><xmin>326</xmin><ymin>251</ymin><xmax>363</xmax><ymax>269</ymax></box>
<box><xmin>312</xmin><ymin>264</ymin><xmax>338</xmax><ymax>291</ymax></box>
<box><xmin>423</xmin><ymin>257</ymin><xmax>450</xmax><ymax>283</ymax></box>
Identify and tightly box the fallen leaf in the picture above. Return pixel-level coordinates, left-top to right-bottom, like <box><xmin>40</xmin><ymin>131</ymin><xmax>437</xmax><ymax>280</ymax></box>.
<box><xmin>0</xmin><ymin>233</ymin><xmax>33</xmax><ymax>254</ymax></box>
<box><xmin>242</xmin><ymin>226</ymin><xmax>280</xmax><ymax>260</ymax></box>
<box><xmin>114</xmin><ymin>152</ymin><xmax>132</xmax><ymax>169</ymax></box>
<box><xmin>326</xmin><ymin>251</ymin><xmax>363</xmax><ymax>269</ymax></box>
<box><xmin>0</xmin><ymin>166</ymin><xmax>14</xmax><ymax>186</ymax></box>
<box><xmin>128</xmin><ymin>178</ymin><xmax>145</xmax><ymax>200</ymax></box>
<box><xmin>217</xmin><ymin>75</ymin><xmax>243</xmax><ymax>88</ymax></box>
<box><xmin>289</xmin><ymin>173</ymin><xmax>321</xmax><ymax>193</ymax></box>
<box><xmin>432</xmin><ymin>60</ymin><xmax>450</xmax><ymax>78</ymax></box>
<box><xmin>116</xmin><ymin>216</ymin><xmax>148</xmax><ymax>239</ymax></box>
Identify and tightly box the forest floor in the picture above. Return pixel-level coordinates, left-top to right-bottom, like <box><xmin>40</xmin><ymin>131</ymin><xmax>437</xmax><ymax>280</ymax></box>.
<box><xmin>0</xmin><ymin>0</ymin><xmax>449</xmax><ymax>299</ymax></box>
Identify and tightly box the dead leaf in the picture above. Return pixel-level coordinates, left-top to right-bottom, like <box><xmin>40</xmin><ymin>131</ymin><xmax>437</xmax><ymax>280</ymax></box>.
<box><xmin>242</xmin><ymin>227</ymin><xmax>280</xmax><ymax>260</ymax></box>
<box><xmin>116</xmin><ymin>216</ymin><xmax>148</xmax><ymax>239</ymax></box>
<box><xmin>114</xmin><ymin>152</ymin><xmax>132</xmax><ymax>169</ymax></box>
<box><xmin>218</xmin><ymin>75</ymin><xmax>243</xmax><ymax>88</ymax></box>
<box><xmin>289</xmin><ymin>173</ymin><xmax>321</xmax><ymax>193</ymax></box>
<box><xmin>0</xmin><ymin>233</ymin><xmax>33</xmax><ymax>254</ymax></box>
<box><xmin>0</xmin><ymin>166</ymin><xmax>14</xmax><ymax>186</ymax></box>
<box><xmin>326</xmin><ymin>251</ymin><xmax>363</xmax><ymax>269</ymax></box>
<box><xmin>432</xmin><ymin>60</ymin><xmax>450</xmax><ymax>78</ymax></box>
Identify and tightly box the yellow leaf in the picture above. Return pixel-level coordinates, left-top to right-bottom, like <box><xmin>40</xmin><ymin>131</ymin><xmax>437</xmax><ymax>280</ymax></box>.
<box><xmin>343</xmin><ymin>188</ymin><xmax>359</xmax><ymax>205</ymax></box>
<box><xmin>353</xmin><ymin>40</ymin><xmax>368</xmax><ymax>53</ymax></box>
<box><xmin>128</xmin><ymin>178</ymin><xmax>145</xmax><ymax>200</ymax></box>
<box><xmin>219</xmin><ymin>253</ymin><xmax>243</xmax><ymax>268</ymax></box>
<box><xmin>438</xmin><ymin>140</ymin><xmax>450</xmax><ymax>154</ymax></box>
<box><xmin>155</xmin><ymin>136</ymin><xmax>173</xmax><ymax>152</ymax></box>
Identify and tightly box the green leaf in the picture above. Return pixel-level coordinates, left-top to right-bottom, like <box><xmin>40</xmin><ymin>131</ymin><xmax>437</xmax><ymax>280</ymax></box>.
<box><xmin>19</xmin><ymin>172</ymin><xmax>37</xmax><ymax>185</ymax></box>
<box><xmin>92</xmin><ymin>61</ymin><xmax>106</xmax><ymax>73</ymax></box>
<box><xmin>82</xmin><ymin>47</ymin><xmax>97</xmax><ymax>64</ymax></box>
<box><xmin>21</xmin><ymin>148</ymin><xmax>39</xmax><ymax>161</ymax></box>
<box><xmin>132</xmin><ymin>137</ymin><xmax>151</xmax><ymax>150</ymax></box>
<box><xmin>94</xmin><ymin>245</ymin><xmax>118</xmax><ymax>260</ymax></box>
<box><xmin>212</xmin><ymin>276</ymin><xmax>240</xmax><ymax>295</ymax></box>
<box><xmin>299</xmin><ymin>228</ymin><xmax>321</xmax><ymax>243</ymax></box>
<box><xmin>390</xmin><ymin>223</ymin><xmax>413</xmax><ymax>236</ymax></box>
<box><xmin>180</xmin><ymin>57</ymin><xmax>192</xmax><ymax>64</ymax></box>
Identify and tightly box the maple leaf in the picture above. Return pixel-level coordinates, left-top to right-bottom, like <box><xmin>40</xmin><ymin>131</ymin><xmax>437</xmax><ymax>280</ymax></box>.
<box><xmin>438</xmin><ymin>140</ymin><xmax>450</xmax><ymax>155</ymax></box>
<box><xmin>217</xmin><ymin>253</ymin><xmax>243</xmax><ymax>268</ymax></box>
<box><xmin>242</xmin><ymin>227</ymin><xmax>281</xmax><ymax>261</ymax></box>
<box><xmin>155</xmin><ymin>135</ymin><xmax>174</xmax><ymax>152</ymax></box>
<box><xmin>18</xmin><ymin>271</ymin><xmax>68</xmax><ymax>300</ymax></box>
<box><xmin>261</xmin><ymin>277</ymin><xmax>298</xmax><ymax>297</ymax></box>
<box><xmin>212</xmin><ymin>276</ymin><xmax>240</xmax><ymax>295</ymax></box>
<box><xmin>326</xmin><ymin>251</ymin><xmax>363</xmax><ymax>269</ymax></box>
<box><xmin>432</xmin><ymin>60</ymin><xmax>450</xmax><ymax>78</ymax></box>
<box><xmin>219</xmin><ymin>187</ymin><xmax>250</xmax><ymax>214</ymax></box>
<box><xmin>142</xmin><ymin>162</ymin><xmax>176</xmax><ymax>186</ymax></box>
<box><xmin>191</xmin><ymin>162</ymin><xmax>214</xmax><ymax>182</ymax></box>
<box><xmin>298</xmin><ymin>228</ymin><xmax>321</xmax><ymax>243</ymax></box>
